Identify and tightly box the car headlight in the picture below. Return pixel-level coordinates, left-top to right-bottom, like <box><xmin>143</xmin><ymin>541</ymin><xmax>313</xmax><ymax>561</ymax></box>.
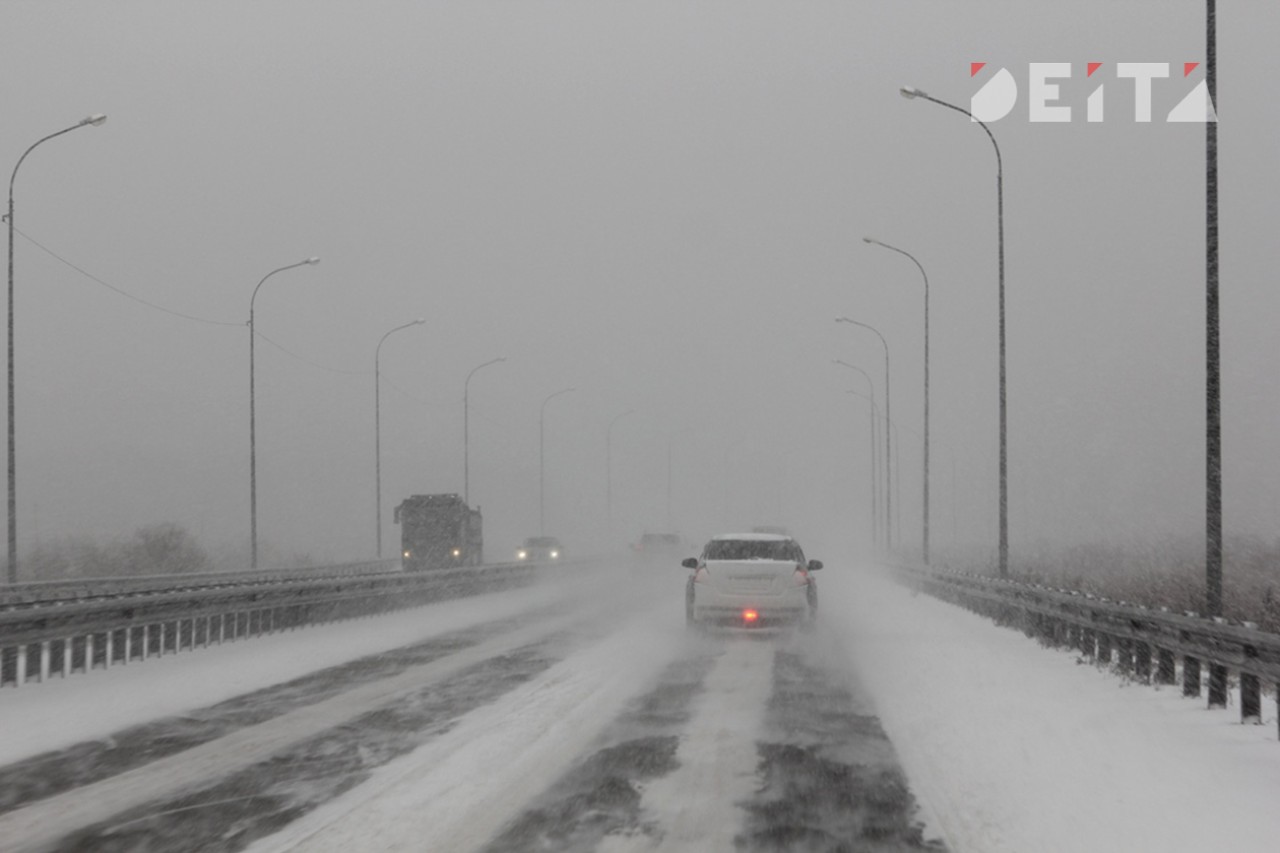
<box><xmin>517</xmin><ymin>550</ymin><xmax>527</xmax><ymax>559</ymax></box>
<box><xmin>452</xmin><ymin>548</ymin><xmax>462</xmax><ymax>557</ymax></box>
<box><xmin>549</xmin><ymin>550</ymin><xmax>559</xmax><ymax>558</ymax></box>
<box><xmin>403</xmin><ymin>550</ymin><xmax>411</xmax><ymax>559</ymax></box>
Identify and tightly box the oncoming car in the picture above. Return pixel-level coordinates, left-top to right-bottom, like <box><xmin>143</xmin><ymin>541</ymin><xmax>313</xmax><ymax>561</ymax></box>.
<box><xmin>683</xmin><ymin>533</ymin><xmax>822</xmax><ymax>629</ymax></box>
<box><xmin>516</xmin><ymin>536</ymin><xmax>563</xmax><ymax>562</ymax></box>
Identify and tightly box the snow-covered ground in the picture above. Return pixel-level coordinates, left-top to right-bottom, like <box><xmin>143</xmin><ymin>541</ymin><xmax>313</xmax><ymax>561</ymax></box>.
<box><xmin>1</xmin><ymin>558</ymin><xmax>1277</xmax><ymax>852</ymax></box>
<box><xmin>827</xmin><ymin>564</ymin><xmax>1280</xmax><ymax>853</ymax></box>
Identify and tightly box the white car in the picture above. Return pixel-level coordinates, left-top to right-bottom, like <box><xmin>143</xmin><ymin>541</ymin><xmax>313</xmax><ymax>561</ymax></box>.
<box><xmin>683</xmin><ymin>533</ymin><xmax>821</xmax><ymax>629</ymax></box>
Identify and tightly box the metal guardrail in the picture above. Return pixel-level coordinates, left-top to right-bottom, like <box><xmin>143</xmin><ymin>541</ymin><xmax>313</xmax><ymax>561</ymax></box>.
<box><xmin>0</xmin><ymin>560</ymin><xmax>547</xmax><ymax>690</ymax></box>
<box><xmin>0</xmin><ymin>559</ymin><xmax>400</xmax><ymax>609</ymax></box>
<box><xmin>896</xmin><ymin>564</ymin><xmax>1280</xmax><ymax>739</ymax></box>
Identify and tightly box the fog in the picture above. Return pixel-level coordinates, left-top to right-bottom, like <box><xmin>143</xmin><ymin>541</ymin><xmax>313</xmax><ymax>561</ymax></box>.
<box><xmin>2</xmin><ymin>2</ymin><xmax>1276</xmax><ymax>572</ymax></box>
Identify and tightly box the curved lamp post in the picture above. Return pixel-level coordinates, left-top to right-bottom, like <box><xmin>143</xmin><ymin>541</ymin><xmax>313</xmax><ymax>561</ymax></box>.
<box><xmin>539</xmin><ymin>387</ymin><xmax>575</xmax><ymax>534</ymax></box>
<box><xmin>606</xmin><ymin>409</ymin><xmax>635</xmax><ymax>527</ymax></box>
<box><xmin>248</xmin><ymin>257</ymin><xmax>320</xmax><ymax>568</ymax></box>
<box><xmin>375</xmin><ymin>319</ymin><xmax>425</xmax><ymax>557</ymax></box>
<box><xmin>464</xmin><ymin>357</ymin><xmax>506</xmax><ymax>507</ymax></box>
<box><xmin>6</xmin><ymin>113</ymin><xmax>107</xmax><ymax>583</ymax></box>
<box><xmin>901</xmin><ymin>83</ymin><xmax>1006</xmax><ymax>576</ymax></box>
<box><xmin>835</xmin><ymin>360</ymin><xmax>881</xmax><ymax>549</ymax></box>
<box><xmin>837</xmin><ymin>316</ymin><xmax>893</xmax><ymax>549</ymax></box>
<box><xmin>864</xmin><ymin>236</ymin><xmax>930</xmax><ymax>564</ymax></box>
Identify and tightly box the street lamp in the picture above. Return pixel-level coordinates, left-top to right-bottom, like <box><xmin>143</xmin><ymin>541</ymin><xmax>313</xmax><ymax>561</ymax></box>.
<box><xmin>6</xmin><ymin>113</ymin><xmax>107</xmax><ymax>583</ymax></box>
<box><xmin>248</xmin><ymin>257</ymin><xmax>320</xmax><ymax>569</ymax></box>
<box><xmin>375</xmin><ymin>319</ymin><xmax>425</xmax><ymax>557</ymax></box>
<box><xmin>539</xmin><ymin>387</ymin><xmax>575</xmax><ymax>535</ymax></box>
<box><xmin>606</xmin><ymin>409</ymin><xmax>635</xmax><ymax>528</ymax></box>
<box><xmin>836</xmin><ymin>316</ymin><xmax>893</xmax><ymax>550</ymax></box>
<box><xmin>901</xmin><ymin>83</ymin><xmax>1007</xmax><ymax>576</ymax></box>
<box><xmin>864</xmin><ymin>236</ymin><xmax>931</xmax><ymax>564</ymax></box>
<box><xmin>835</xmin><ymin>360</ymin><xmax>881</xmax><ymax>549</ymax></box>
<box><xmin>464</xmin><ymin>357</ymin><xmax>506</xmax><ymax>507</ymax></box>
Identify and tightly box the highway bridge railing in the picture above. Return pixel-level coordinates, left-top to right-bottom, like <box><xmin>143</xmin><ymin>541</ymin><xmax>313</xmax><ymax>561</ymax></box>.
<box><xmin>0</xmin><ymin>560</ymin><xmax>558</xmax><ymax>691</ymax></box>
<box><xmin>893</xmin><ymin>563</ymin><xmax>1280</xmax><ymax>739</ymax></box>
<box><xmin>0</xmin><ymin>559</ymin><xmax>400</xmax><ymax>609</ymax></box>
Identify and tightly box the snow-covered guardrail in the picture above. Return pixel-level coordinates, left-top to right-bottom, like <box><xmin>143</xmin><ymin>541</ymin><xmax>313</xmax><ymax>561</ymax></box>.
<box><xmin>894</xmin><ymin>564</ymin><xmax>1280</xmax><ymax>739</ymax></box>
<box><xmin>0</xmin><ymin>561</ymin><xmax>545</xmax><ymax>691</ymax></box>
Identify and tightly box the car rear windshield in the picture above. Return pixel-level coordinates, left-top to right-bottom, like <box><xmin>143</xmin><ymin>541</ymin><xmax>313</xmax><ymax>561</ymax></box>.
<box><xmin>703</xmin><ymin>539</ymin><xmax>803</xmax><ymax>561</ymax></box>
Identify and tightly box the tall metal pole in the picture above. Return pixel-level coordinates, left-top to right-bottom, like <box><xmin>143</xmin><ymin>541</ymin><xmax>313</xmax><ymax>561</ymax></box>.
<box><xmin>6</xmin><ymin>114</ymin><xmax>106</xmax><ymax>583</ymax></box>
<box><xmin>837</xmin><ymin>317</ymin><xmax>892</xmax><ymax>549</ymax></box>
<box><xmin>539</xmin><ymin>387</ymin><xmax>574</xmax><ymax>535</ymax></box>
<box><xmin>375</xmin><ymin>319</ymin><xmax>424</xmax><ymax>557</ymax></box>
<box><xmin>1203</xmin><ymin>0</ymin><xmax>1229</xmax><ymax>710</ymax></box>
<box><xmin>606</xmin><ymin>409</ymin><xmax>634</xmax><ymax>527</ymax></box>
<box><xmin>845</xmin><ymin>389</ymin><xmax>880</xmax><ymax>551</ymax></box>
<box><xmin>864</xmin><ymin>238</ymin><xmax>930</xmax><ymax>563</ymax></box>
<box><xmin>248</xmin><ymin>257</ymin><xmax>319</xmax><ymax>569</ymax></box>
<box><xmin>835</xmin><ymin>359</ymin><xmax>880</xmax><ymax>550</ymax></box>
<box><xmin>464</xmin><ymin>357</ymin><xmax>506</xmax><ymax>507</ymax></box>
<box><xmin>901</xmin><ymin>85</ymin><xmax>1005</xmax><ymax>576</ymax></box>
<box><xmin>1204</xmin><ymin>0</ymin><xmax>1222</xmax><ymax>619</ymax></box>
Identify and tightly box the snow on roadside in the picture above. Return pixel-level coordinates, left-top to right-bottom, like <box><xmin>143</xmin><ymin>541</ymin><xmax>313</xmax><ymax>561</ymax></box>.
<box><xmin>823</xmin><ymin>564</ymin><xmax>1280</xmax><ymax>853</ymax></box>
<box><xmin>0</xmin><ymin>574</ymin><xmax>584</xmax><ymax>766</ymax></box>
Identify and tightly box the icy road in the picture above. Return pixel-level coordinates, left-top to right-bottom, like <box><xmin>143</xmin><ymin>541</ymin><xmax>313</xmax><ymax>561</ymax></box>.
<box><xmin>0</xmin><ymin>561</ymin><xmax>1276</xmax><ymax>852</ymax></box>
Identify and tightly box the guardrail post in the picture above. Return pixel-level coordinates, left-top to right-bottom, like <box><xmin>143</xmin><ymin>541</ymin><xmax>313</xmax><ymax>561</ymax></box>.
<box><xmin>1079</xmin><ymin>627</ymin><xmax>1095</xmax><ymax>658</ymax></box>
<box><xmin>25</xmin><ymin>643</ymin><xmax>39</xmax><ymax>682</ymax></box>
<box><xmin>1096</xmin><ymin>632</ymin><xmax>1112</xmax><ymax>665</ymax></box>
<box><xmin>14</xmin><ymin>645</ymin><xmax>25</xmax><ymax>685</ymax></box>
<box><xmin>1134</xmin><ymin>642</ymin><xmax>1152</xmax><ymax>682</ymax></box>
<box><xmin>1155</xmin><ymin>648</ymin><xmax>1176</xmax><ymax>684</ymax></box>
<box><xmin>1207</xmin><ymin>663</ymin><xmax>1228</xmax><ymax>709</ymax></box>
<box><xmin>1116</xmin><ymin>638</ymin><xmax>1133</xmax><ymax>675</ymax></box>
<box><xmin>1183</xmin><ymin>656</ymin><xmax>1201</xmax><ymax>697</ymax></box>
<box><xmin>1239</xmin><ymin>673</ymin><xmax>1260</xmax><ymax>724</ymax></box>
<box><xmin>39</xmin><ymin>641</ymin><xmax>50</xmax><ymax>680</ymax></box>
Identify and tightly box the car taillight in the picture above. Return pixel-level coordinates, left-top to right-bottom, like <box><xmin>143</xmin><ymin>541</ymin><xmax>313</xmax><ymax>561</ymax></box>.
<box><xmin>693</xmin><ymin>566</ymin><xmax>709</xmax><ymax>584</ymax></box>
<box><xmin>793</xmin><ymin>564</ymin><xmax>809</xmax><ymax>585</ymax></box>
<box><xmin>743</xmin><ymin>609</ymin><xmax>759</xmax><ymax>624</ymax></box>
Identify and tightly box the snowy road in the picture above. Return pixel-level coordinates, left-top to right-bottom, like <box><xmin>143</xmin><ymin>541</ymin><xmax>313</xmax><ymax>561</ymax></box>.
<box><xmin>0</xmin><ymin>562</ymin><xmax>937</xmax><ymax>852</ymax></box>
<box><xmin>4</xmin><ymin>558</ymin><xmax>1275</xmax><ymax>852</ymax></box>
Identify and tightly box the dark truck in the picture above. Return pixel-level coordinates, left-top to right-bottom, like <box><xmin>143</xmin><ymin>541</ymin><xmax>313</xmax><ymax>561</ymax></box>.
<box><xmin>394</xmin><ymin>494</ymin><xmax>483</xmax><ymax>569</ymax></box>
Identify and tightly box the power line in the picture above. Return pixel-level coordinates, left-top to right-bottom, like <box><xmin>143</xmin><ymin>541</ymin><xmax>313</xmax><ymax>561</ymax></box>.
<box><xmin>12</xmin><ymin>226</ymin><xmax>242</xmax><ymax>327</ymax></box>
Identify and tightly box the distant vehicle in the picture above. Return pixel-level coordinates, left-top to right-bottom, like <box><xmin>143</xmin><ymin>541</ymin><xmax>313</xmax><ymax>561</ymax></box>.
<box><xmin>684</xmin><ymin>532</ymin><xmax>821</xmax><ymax>629</ymax></box>
<box><xmin>394</xmin><ymin>494</ymin><xmax>482</xmax><ymax>569</ymax></box>
<box><xmin>632</xmin><ymin>532</ymin><xmax>683</xmax><ymax>558</ymax></box>
<box><xmin>516</xmin><ymin>536</ymin><xmax>563</xmax><ymax>562</ymax></box>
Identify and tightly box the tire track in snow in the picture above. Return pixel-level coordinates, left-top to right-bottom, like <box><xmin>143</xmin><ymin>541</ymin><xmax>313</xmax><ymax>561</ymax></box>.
<box><xmin>0</xmin><ymin>606</ymin><xmax>562</xmax><ymax>818</ymax></box>
<box><xmin>248</xmin><ymin>599</ymin><xmax>687</xmax><ymax>853</ymax></box>
<box><xmin>0</xmin><ymin>613</ymin><xmax>581</xmax><ymax>853</ymax></box>
<box><xmin>479</xmin><ymin>639</ymin><xmax>720</xmax><ymax>852</ymax></box>
<box><xmin>600</xmin><ymin>635</ymin><xmax>777</xmax><ymax>853</ymax></box>
<box><xmin>735</xmin><ymin>639</ymin><xmax>945</xmax><ymax>852</ymax></box>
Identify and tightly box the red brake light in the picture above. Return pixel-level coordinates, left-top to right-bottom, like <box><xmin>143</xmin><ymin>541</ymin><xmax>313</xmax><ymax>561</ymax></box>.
<box><xmin>693</xmin><ymin>566</ymin><xmax>709</xmax><ymax>584</ymax></box>
<box><xmin>793</xmin><ymin>564</ymin><xmax>809</xmax><ymax>585</ymax></box>
<box><xmin>743</xmin><ymin>609</ymin><xmax>759</xmax><ymax>624</ymax></box>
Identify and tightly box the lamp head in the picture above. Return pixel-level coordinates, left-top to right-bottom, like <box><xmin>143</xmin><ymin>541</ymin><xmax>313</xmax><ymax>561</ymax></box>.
<box><xmin>305</xmin><ymin>256</ymin><xmax>321</xmax><ymax>265</ymax></box>
<box><xmin>414</xmin><ymin>318</ymin><xmax>426</xmax><ymax>325</ymax></box>
<box><xmin>82</xmin><ymin>114</ymin><xmax>108</xmax><ymax>127</ymax></box>
<box><xmin>899</xmin><ymin>86</ymin><xmax>925</xmax><ymax>100</ymax></box>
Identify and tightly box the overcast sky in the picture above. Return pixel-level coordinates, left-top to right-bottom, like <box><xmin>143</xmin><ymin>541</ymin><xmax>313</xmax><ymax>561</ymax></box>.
<box><xmin>1</xmin><ymin>1</ymin><xmax>1276</xmax><ymax>569</ymax></box>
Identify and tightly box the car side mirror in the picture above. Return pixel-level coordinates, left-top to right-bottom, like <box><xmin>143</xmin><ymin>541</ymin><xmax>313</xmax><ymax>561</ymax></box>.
<box><xmin>681</xmin><ymin>557</ymin><xmax>698</xmax><ymax>569</ymax></box>
<box><xmin>807</xmin><ymin>559</ymin><xmax>823</xmax><ymax>572</ymax></box>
